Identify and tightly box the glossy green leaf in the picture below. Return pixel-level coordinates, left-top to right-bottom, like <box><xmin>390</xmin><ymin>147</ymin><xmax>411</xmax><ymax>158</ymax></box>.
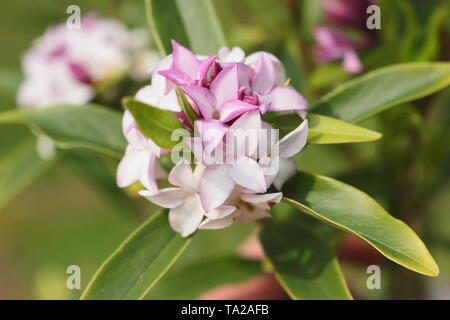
<box><xmin>0</xmin><ymin>137</ymin><xmax>56</xmax><ymax>211</ymax></box>
<box><xmin>263</xmin><ymin>113</ymin><xmax>382</xmax><ymax>144</ymax></box>
<box><xmin>146</xmin><ymin>0</ymin><xmax>226</xmax><ymax>55</ymax></box>
<box><xmin>282</xmin><ymin>172</ymin><xmax>439</xmax><ymax>276</ymax></box>
<box><xmin>146</xmin><ymin>255</ymin><xmax>261</xmax><ymax>299</ymax></box>
<box><xmin>308</xmin><ymin>114</ymin><xmax>382</xmax><ymax>143</ymax></box>
<box><xmin>313</xmin><ymin>63</ymin><xmax>450</xmax><ymax>123</ymax></box>
<box><xmin>81</xmin><ymin>210</ymin><xmax>191</xmax><ymax>300</ymax></box>
<box><xmin>0</xmin><ymin>104</ymin><xmax>125</xmax><ymax>158</ymax></box>
<box><xmin>123</xmin><ymin>97</ymin><xmax>186</xmax><ymax>149</ymax></box>
<box><xmin>260</xmin><ymin>211</ymin><xmax>352</xmax><ymax>300</ymax></box>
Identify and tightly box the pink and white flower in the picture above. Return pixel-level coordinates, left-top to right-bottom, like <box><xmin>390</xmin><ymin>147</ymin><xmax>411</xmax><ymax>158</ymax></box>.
<box><xmin>116</xmin><ymin>111</ymin><xmax>167</xmax><ymax>193</ymax></box>
<box><xmin>17</xmin><ymin>14</ymin><xmax>160</xmax><ymax>108</ymax></box>
<box><xmin>118</xmin><ymin>40</ymin><xmax>310</xmax><ymax>237</ymax></box>
<box><xmin>259</xmin><ymin>119</ymin><xmax>308</xmax><ymax>190</ymax></box>
<box><xmin>199</xmin><ymin>190</ymin><xmax>283</xmax><ymax>230</ymax></box>
<box><xmin>139</xmin><ymin>160</ymin><xmax>211</xmax><ymax>237</ymax></box>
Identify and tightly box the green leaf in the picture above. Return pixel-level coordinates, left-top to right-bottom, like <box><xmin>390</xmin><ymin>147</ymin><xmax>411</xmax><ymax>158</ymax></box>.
<box><xmin>81</xmin><ymin>210</ymin><xmax>191</xmax><ymax>300</ymax></box>
<box><xmin>260</xmin><ymin>210</ymin><xmax>352</xmax><ymax>300</ymax></box>
<box><xmin>282</xmin><ymin>172</ymin><xmax>439</xmax><ymax>276</ymax></box>
<box><xmin>0</xmin><ymin>137</ymin><xmax>56</xmax><ymax>211</ymax></box>
<box><xmin>145</xmin><ymin>0</ymin><xmax>226</xmax><ymax>55</ymax></box>
<box><xmin>0</xmin><ymin>104</ymin><xmax>125</xmax><ymax>158</ymax></box>
<box><xmin>176</xmin><ymin>87</ymin><xmax>198</xmax><ymax>127</ymax></box>
<box><xmin>146</xmin><ymin>255</ymin><xmax>261</xmax><ymax>299</ymax></box>
<box><xmin>263</xmin><ymin>113</ymin><xmax>382</xmax><ymax>144</ymax></box>
<box><xmin>308</xmin><ymin>114</ymin><xmax>382</xmax><ymax>144</ymax></box>
<box><xmin>313</xmin><ymin>63</ymin><xmax>450</xmax><ymax>123</ymax></box>
<box><xmin>123</xmin><ymin>97</ymin><xmax>186</xmax><ymax>149</ymax></box>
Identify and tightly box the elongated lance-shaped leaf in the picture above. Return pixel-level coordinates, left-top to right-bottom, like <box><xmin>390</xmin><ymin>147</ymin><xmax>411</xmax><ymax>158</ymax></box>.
<box><xmin>123</xmin><ymin>97</ymin><xmax>186</xmax><ymax>149</ymax></box>
<box><xmin>282</xmin><ymin>172</ymin><xmax>439</xmax><ymax>277</ymax></box>
<box><xmin>263</xmin><ymin>113</ymin><xmax>382</xmax><ymax>144</ymax></box>
<box><xmin>260</xmin><ymin>207</ymin><xmax>352</xmax><ymax>300</ymax></box>
<box><xmin>145</xmin><ymin>0</ymin><xmax>226</xmax><ymax>55</ymax></box>
<box><xmin>0</xmin><ymin>104</ymin><xmax>125</xmax><ymax>158</ymax></box>
<box><xmin>81</xmin><ymin>210</ymin><xmax>191</xmax><ymax>300</ymax></box>
<box><xmin>313</xmin><ymin>63</ymin><xmax>450</xmax><ymax>123</ymax></box>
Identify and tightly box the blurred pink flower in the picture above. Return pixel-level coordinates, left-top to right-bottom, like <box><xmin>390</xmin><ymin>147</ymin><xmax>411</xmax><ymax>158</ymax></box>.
<box><xmin>314</xmin><ymin>26</ymin><xmax>363</xmax><ymax>74</ymax></box>
<box><xmin>323</xmin><ymin>0</ymin><xmax>374</xmax><ymax>29</ymax></box>
<box><xmin>17</xmin><ymin>14</ymin><xmax>159</xmax><ymax>108</ymax></box>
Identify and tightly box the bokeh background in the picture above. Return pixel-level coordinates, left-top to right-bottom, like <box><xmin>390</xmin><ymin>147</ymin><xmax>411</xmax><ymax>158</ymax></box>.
<box><xmin>0</xmin><ymin>0</ymin><xmax>449</xmax><ymax>299</ymax></box>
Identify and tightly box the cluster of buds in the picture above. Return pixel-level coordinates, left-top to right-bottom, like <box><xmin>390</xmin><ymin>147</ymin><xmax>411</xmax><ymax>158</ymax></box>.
<box><xmin>117</xmin><ymin>41</ymin><xmax>309</xmax><ymax>237</ymax></box>
<box><xmin>17</xmin><ymin>13</ymin><xmax>159</xmax><ymax>108</ymax></box>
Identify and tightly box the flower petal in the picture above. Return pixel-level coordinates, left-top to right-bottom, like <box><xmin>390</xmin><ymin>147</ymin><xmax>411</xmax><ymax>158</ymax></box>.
<box><xmin>228</xmin><ymin>110</ymin><xmax>261</xmax><ymax>157</ymax></box>
<box><xmin>210</xmin><ymin>64</ymin><xmax>239</xmax><ymax>107</ymax></box>
<box><xmin>245</xmin><ymin>51</ymin><xmax>286</xmax><ymax>85</ymax></box>
<box><xmin>168</xmin><ymin>159</ymin><xmax>198</xmax><ymax>192</ymax></box>
<box><xmin>171</xmin><ymin>40</ymin><xmax>200</xmax><ymax>77</ymax></box>
<box><xmin>273</xmin><ymin>157</ymin><xmax>297</xmax><ymax>190</ymax></box>
<box><xmin>182</xmin><ymin>85</ymin><xmax>216</xmax><ymax>120</ymax></box>
<box><xmin>200</xmin><ymin>165</ymin><xmax>235</xmax><ymax>212</ymax></box>
<box><xmin>240</xmin><ymin>192</ymin><xmax>282</xmax><ymax>206</ymax></box>
<box><xmin>139</xmin><ymin>187</ymin><xmax>185</xmax><ymax>208</ymax></box>
<box><xmin>343</xmin><ymin>50</ymin><xmax>363</xmax><ymax>74</ymax></box>
<box><xmin>197</xmin><ymin>55</ymin><xmax>217</xmax><ymax>82</ymax></box>
<box><xmin>218</xmin><ymin>46</ymin><xmax>245</xmax><ymax>62</ymax></box>
<box><xmin>150</xmin><ymin>54</ymin><xmax>173</xmax><ymax>95</ymax></box>
<box><xmin>199</xmin><ymin>216</ymin><xmax>234</xmax><ymax>230</ymax></box>
<box><xmin>278</xmin><ymin>119</ymin><xmax>308</xmax><ymax>158</ymax></box>
<box><xmin>220</xmin><ymin>99</ymin><xmax>260</xmax><ymax>123</ymax></box>
<box><xmin>251</xmin><ymin>52</ymin><xmax>275</xmax><ymax>95</ymax></box>
<box><xmin>205</xmin><ymin>205</ymin><xmax>237</xmax><ymax>219</ymax></box>
<box><xmin>158</xmin><ymin>88</ymin><xmax>182</xmax><ymax>112</ymax></box>
<box><xmin>169</xmin><ymin>194</ymin><xmax>205</xmax><ymax>237</ymax></box>
<box><xmin>134</xmin><ymin>85</ymin><xmax>160</xmax><ymax>108</ymax></box>
<box><xmin>262</xmin><ymin>86</ymin><xmax>308</xmax><ymax>112</ymax></box>
<box><xmin>238</xmin><ymin>208</ymin><xmax>272</xmax><ymax>224</ymax></box>
<box><xmin>229</xmin><ymin>156</ymin><xmax>267</xmax><ymax>193</ymax></box>
<box><xmin>196</xmin><ymin>119</ymin><xmax>228</xmax><ymax>155</ymax></box>
<box><xmin>116</xmin><ymin>147</ymin><xmax>143</xmax><ymax>188</ymax></box>
<box><xmin>158</xmin><ymin>68</ymin><xmax>192</xmax><ymax>87</ymax></box>
<box><xmin>140</xmin><ymin>151</ymin><xmax>159</xmax><ymax>193</ymax></box>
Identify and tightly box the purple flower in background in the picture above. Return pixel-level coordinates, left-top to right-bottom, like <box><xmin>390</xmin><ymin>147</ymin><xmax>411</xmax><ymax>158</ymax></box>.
<box><xmin>314</xmin><ymin>26</ymin><xmax>363</xmax><ymax>74</ymax></box>
<box><xmin>323</xmin><ymin>0</ymin><xmax>374</xmax><ymax>29</ymax></box>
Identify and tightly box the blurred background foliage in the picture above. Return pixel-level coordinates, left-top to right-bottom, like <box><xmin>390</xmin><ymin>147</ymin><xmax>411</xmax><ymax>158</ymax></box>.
<box><xmin>0</xmin><ymin>0</ymin><xmax>449</xmax><ymax>299</ymax></box>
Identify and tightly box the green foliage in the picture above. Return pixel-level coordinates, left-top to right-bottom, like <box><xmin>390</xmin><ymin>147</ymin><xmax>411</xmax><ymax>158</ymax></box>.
<box><xmin>81</xmin><ymin>210</ymin><xmax>191</xmax><ymax>300</ymax></box>
<box><xmin>313</xmin><ymin>63</ymin><xmax>450</xmax><ymax>123</ymax></box>
<box><xmin>0</xmin><ymin>104</ymin><xmax>125</xmax><ymax>158</ymax></box>
<box><xmin>145</xmin><ymin>0</ymin><xmax>226</xmax><ymax>55</ymax></box>
<box><xmin>264</xmin><ymin>113</ymin><xmax>382</xmax><ymax>144</ymax></box>
<box><xmin>260</xmin><ymin>211</ymin><xmax>352</xmax><ymax>300</ymax></box>
<box><xmin>282</xmin><ymin>172</ymin><xmax>439</xmax><ymax>276</ymax></box>
<box><xmin>123</xmin><ymin>97</ymin><xmax>186</xmax><ymax>149</ymax></box>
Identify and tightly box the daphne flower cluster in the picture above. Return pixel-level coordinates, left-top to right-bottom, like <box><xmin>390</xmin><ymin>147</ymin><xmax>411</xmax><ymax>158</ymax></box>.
<box><xmin>117</xmin><ymin>40</ymin><xmax>309</xmax><ymax>237</ymax></box>
<box><xmin>17</xmin><ymin>14</ymin><xmax>160</xmax><ymax>109</ymax></box>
